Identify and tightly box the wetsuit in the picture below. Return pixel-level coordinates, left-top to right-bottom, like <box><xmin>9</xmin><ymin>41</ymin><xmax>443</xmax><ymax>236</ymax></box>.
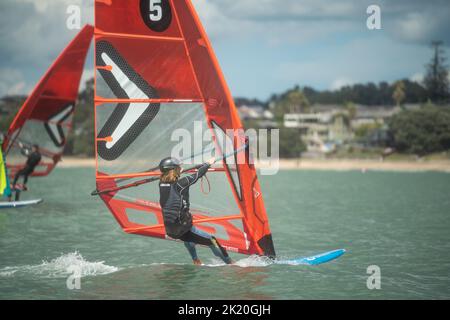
<box><xmin>13</xmin><ymin>148</ymin><xmax>41</xmax><ymax>199</ymax></box>
<box><xmin>159</xmin><ymin>163</ymin><xmax>232</xmax><ymax>264</ymax></box>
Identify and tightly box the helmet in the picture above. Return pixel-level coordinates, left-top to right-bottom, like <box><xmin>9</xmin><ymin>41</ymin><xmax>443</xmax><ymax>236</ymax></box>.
<box><xmin>159</xmin><ymin>157</ymin><xmax>181</xmax><ymax>172</ymax></box>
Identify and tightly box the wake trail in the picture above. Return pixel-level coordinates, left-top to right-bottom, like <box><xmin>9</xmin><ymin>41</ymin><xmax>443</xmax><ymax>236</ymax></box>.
<box><xmin>0</xmin><ymin>251</ymin><xmax>119</xmax><ymax>278</ymax></box>
<box><xmin>146</xmin><ymin>255</ymin><xmax>305</xmax><ymax>268</ymax></box>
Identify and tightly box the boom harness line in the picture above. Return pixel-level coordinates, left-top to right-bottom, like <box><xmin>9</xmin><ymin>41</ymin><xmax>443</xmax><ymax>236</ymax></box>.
<box><xmin>200</xmin><ymin>175</ymin><xmax>211</xmax><ymax>195</ymax></box>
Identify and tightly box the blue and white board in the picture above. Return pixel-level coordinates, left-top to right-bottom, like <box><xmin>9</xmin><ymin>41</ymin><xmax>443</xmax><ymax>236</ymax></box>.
<box><xmin>0</xmin><ymin>199</ymin><xmax>43</xmax><ymax>209</ymax></box>
<box><xmin>277</xmin><ymin>249</ymin><xmax>346</xmax><ymax>266</ymax></box>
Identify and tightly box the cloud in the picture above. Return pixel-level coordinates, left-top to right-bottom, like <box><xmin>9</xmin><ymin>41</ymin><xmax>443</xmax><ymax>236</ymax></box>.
<box><xmin>410</xmin><ymin>72</ymin><xmax>424</xmax><ymax>84</ymax></box>
<box><xmin>193</xmin><ymin>0</ymin><xmax>361</xmax><ymax>45</ymax></box>
<box><xmin>0</xmin><ymin>0</ymin><xmax>93</xmax><ymax>67</ymax></box>
<box><xmin>0</xmin><ymin>68</ymin><xmax>28</xmax><ymax>96</ymax></box>
<box><xmin>195</xmin><ymin>0</ymin><xmax>360</xmax><ymax>22</ymax></box>
<box><xmin>193</xmin><ymin>0</ymin><xmax>450</xmax><ymax>47</ymax></box>
<box><xmin>330</xmin><ymin>77</ymin><xmax>355</xmax><ymax>90</ymax></box>
<box><xmin>0</xmin><ymin>0</ymin><xmax>94</xmax><ymax>96</ymax></box>
<box><xmin>272</xmin><ymin>35</ymin><xmax>431</xmax><ymax>94</ymax></box>
<box><xmin>7</xmin><ymin>81</ymin><xmax>27</xmax><ymax>95</ymax></box>
<box><xmin>1</xmin><ymin>0</ymin><xmax>448</xmax><ymax>100</ymax></box>
<box><xmin>388</xmin><ymin>7</ymin><xmax>450</xmax><ymax>45</ymax></box>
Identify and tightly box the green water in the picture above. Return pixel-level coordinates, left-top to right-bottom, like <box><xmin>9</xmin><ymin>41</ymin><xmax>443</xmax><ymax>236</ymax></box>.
<box><xmin>0</xmin><ymin>168</ymin><xmax>449</xmax><ymax>299</ymax></box>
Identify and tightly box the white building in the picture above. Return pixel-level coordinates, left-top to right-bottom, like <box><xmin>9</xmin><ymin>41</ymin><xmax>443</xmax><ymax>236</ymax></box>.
<box><xmin>284</xmin><ymin>111</ymin><xmax>353</xmax><ymax>153</ymax></box>
<box><xmin>237</xmin><ymin>104</ymin><xmax>277</xmax><ymax>128</ymax></box>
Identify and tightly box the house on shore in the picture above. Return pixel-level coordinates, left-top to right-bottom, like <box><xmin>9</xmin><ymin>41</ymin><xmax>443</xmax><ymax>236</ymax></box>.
<box><xmin>283</xmin><ymin>104</ymin><xmax>420</xmax><ymax>154</ymax></box>
<box><xmin>284</xmin><ymin>106</ymin><xmax>353</xmax><ymax>154</ymax></box>
<box><xmin>237</xmin><ymin>104</ymin><xmax>278</xmax><ymax>128</ymax></box>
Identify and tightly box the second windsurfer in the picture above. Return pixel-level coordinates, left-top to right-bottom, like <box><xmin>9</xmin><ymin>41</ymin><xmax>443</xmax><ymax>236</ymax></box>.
<box><xmin>12</xmin><ymin>143</ymin><xmax>42</xmax><ymax>200</ymax></box>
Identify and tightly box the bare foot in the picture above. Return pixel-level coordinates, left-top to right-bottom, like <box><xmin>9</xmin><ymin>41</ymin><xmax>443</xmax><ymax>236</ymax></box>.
<box><xmin>193</xmin><ymin>259</ymin><xmax>202</xmax><ymax>265</ymax></box>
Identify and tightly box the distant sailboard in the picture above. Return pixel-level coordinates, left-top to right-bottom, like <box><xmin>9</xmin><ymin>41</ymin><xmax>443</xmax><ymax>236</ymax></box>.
<box><xmin>0</xmin><ymin>199</ymin><xmax>43</xmax><ymax>209</ymax></box>
<box><xmin>2</xmin><ymin>25</ymin><xmax>94</xmax><ymax>178</ymax></box>
<box><xmin>1</xmin><ymin>147</ymin><xmax>41</xmax><ymax>208</ymax></box>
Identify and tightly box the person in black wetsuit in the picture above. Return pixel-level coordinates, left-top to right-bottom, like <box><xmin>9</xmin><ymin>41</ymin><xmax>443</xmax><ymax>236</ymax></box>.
<box><xmin>159</xmin><ymin>157</ymin><xmax>233</xmax><ymax>265</ymax></box>
<box><xmin>12</xmin><ymin>143</ymin><xmax>41</xmax><ymax>200</ymax></box>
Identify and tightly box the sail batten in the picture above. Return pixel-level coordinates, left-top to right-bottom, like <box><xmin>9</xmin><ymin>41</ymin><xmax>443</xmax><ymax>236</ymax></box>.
<box><xmin>95</xmin><ymin>98</ymin><xmax>203</xmax><ymax>103</ymax></box>
<box><xmin>96</xmin><ymin>30</ymin><xmax>184</xmax><ymax>42</ymax></box>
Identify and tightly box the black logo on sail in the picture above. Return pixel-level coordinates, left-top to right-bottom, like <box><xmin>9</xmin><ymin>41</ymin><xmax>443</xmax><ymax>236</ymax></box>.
<box><xmin>44</xmin><ymin>104</ymin><xmax>74</xmax><ymax>147</ymax></box>
<box><xmin>96</xmin><ymin>40</ymin><xmax>160</xmax><ymax>161</ymax></box>
<box><xmin>140</xmin><ymin>0</ymin><xmax>172</xmax><ymax>32</ymax></box>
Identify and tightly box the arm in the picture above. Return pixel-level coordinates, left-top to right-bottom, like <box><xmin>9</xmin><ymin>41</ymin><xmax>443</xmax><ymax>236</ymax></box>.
<box><xmin>177</xmin><ymin>163</ymin><xmax>211</xmax><ymax>189</ymax></box>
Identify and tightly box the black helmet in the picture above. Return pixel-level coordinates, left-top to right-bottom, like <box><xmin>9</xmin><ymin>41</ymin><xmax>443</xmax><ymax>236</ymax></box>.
<box><xmin>159</xmin><ymin>157</ymin><xmax>181</xmax><ymax>172</ymax></box>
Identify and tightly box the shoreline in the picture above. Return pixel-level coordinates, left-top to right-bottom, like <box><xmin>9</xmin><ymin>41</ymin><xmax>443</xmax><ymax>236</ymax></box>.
<box><xmin>259</xmin><ymin>159</ymin><xmax>450</xmax><ymax>172</ymax></box>
<box><xmin>59</xmin><ymin>157</ymin><xmax>450</xmax><ymax>172</ymax></box>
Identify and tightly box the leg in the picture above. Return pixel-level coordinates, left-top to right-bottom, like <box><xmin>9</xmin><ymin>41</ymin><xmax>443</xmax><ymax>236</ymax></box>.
<box><xmin>15</xmin><ymin>189</ymin><xmax>21</xmax><ymax>201</ymax></box>
<box><xmin>12</xmin><ymin>170</ymin><xmax>25</xmax><ymax>201</ymax></box>
<box><xmin>183</xmin><ymin>241</ymin><xmax>201</xmax><ymax>265</ymax></box>
<box><xmin>12</xmin><ymin>170</ymin><xmax>23</xmax><ymax>187</ymax></box>
<box><xmin>209</xmin><ymin>236</ymin><xmax>233</xmax><ymax>264</ymax></box>
<box><xmin>183</xmin><ymin>226</ymin><xmax>232</xmax><ymax>264</ymax></box>
<box><xmin>23</xmin><ymin>173</ymin><xmax>29</xmax><ymax>186</ymax></box>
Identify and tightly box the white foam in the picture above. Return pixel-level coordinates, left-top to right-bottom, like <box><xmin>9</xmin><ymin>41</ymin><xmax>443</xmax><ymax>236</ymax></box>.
<box><xmin>158</xmin><ymin>256</ymin><xmax>275</xmax><ymax>268</ymax></box>
<box><xmin>234</xmin><ymin>255</ymin><xmax>274</xmax><ymax>268</ymax></box>
<box><xmin>148</xmin><ymin>256</ymin><xmax>276</xmax><ymax>268</ymax></box>
<box><xmin>76</xmin><ymin>255</ymin><xmax>288</xmax><ymax>269</ymax></box>
<box><xmin>0</xmin><ymin>251</ymin><xmax>119</xmax><ymax>278</ymax></box>
<box><xmin>203</xmin><ymin>257</ymin><xmax>227</xmax><ymax>267</ymax></box>
<box><xmin>0</xmin><ymin>269</ymin><xmax>17</xmax><ymax>277</ymax></box>
<box><xmin>144</xmin><ymin>256</ymin><xmax>273</xmax><ymax>268</ymax></box>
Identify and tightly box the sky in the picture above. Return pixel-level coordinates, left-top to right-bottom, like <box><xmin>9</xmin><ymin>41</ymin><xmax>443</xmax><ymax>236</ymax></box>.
<box><xmin>0</xmin><ymin>0</ymin><xmax>449</xmax><ymax>100</ymax></box>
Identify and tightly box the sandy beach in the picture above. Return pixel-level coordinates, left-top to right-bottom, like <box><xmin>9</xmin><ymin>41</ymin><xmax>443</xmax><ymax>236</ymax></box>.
<box><xmin>59</xmin><ymin>157</ymin><xmax>450</xmax><ymax>172</ymax></box>
<box><xmin>270</xmin><ymin>159</ymin><xmax>450</xmax><ymax>172</ymax></box>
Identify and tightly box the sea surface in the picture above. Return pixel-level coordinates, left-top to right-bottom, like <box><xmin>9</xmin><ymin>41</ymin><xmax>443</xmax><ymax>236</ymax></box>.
<box><xmin>0</xmin><ymin>168</ymin><xmax>449</xmax><ymax>299</ymax></box>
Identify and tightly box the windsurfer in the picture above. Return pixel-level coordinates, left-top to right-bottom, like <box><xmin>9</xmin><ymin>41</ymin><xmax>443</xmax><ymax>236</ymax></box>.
<box><xmin>159</xmin><ymin>157</ymin><xmax>233</xmax><ymax>265</ymax></box>
<box><xmin>12</xmin><ymin>143</ymin><xmax>42</xmax><ymax>200</ymax></box>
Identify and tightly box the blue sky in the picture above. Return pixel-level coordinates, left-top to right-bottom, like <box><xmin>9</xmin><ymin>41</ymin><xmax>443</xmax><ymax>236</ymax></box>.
<box><xmin>0</xmin><ymin>0</ymin><xmax>449</xmax><ymax>100</ymax></box>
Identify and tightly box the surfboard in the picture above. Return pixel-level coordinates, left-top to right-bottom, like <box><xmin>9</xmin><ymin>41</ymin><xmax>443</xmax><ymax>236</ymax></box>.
<box><xmin>277</xmin><ymin>249</ymin><xmax>346</xmax><ymax>266</ymax></box>
<box><xmin>0</xmin><ymin>199</ymin><xmax>43</xmax><ymax>209</ymax></box>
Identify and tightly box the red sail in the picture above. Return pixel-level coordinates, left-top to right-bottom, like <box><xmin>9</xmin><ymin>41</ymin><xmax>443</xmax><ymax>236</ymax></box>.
<box><xmin>94</xmin><ymin>0</ymin><xmax>275</xmax><ymax>257</ymax></box>
<box><xmin>3</xmin><ymin>25</ymin><xmax>94</xmax><ymax>177</ymax></box>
